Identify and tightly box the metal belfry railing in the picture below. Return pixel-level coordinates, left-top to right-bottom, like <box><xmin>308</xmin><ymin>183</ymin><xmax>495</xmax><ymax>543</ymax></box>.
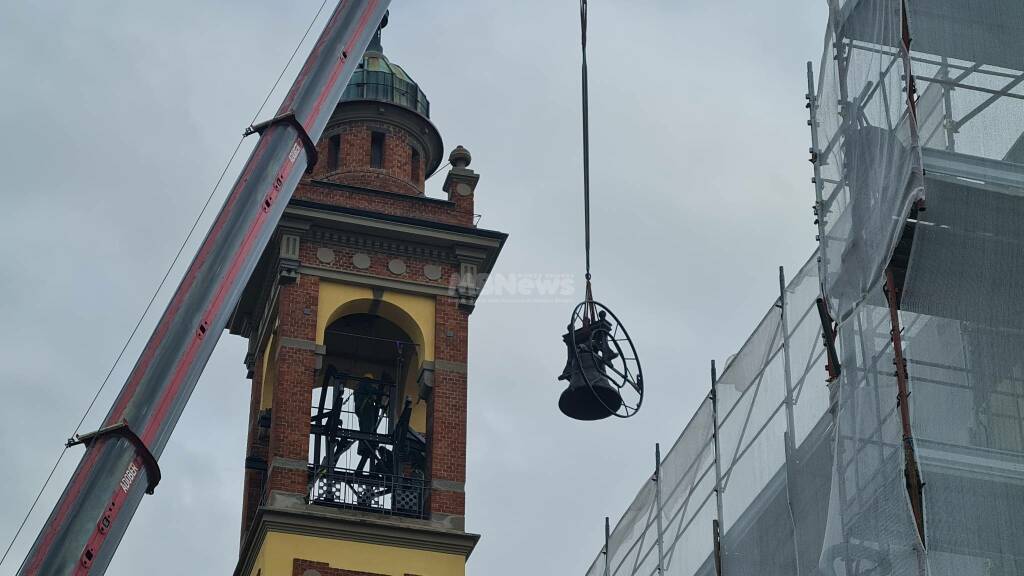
<box><xmin>307</xmin><ymin>370</ymin><xmax>428</xmax><ymax>519</ymax></box>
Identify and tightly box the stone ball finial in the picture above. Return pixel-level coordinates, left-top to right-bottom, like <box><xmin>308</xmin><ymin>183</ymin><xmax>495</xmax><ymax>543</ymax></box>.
<box><xmin>449</xmin><ymin>145</ymin><xmax>472</xmax><ymax>169</ymax></box>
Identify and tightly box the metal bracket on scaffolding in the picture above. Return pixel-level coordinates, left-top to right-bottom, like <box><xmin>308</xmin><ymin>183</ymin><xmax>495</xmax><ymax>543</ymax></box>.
<box><xmin>712</xmin><ymin>518</ymin><xmax>723</xmax><ymax>576</ymax></box>
<box><xmin>604</xmin><ymin>516</ymin><xmax>612</xmax><ymax>576</ymax></box>
<box><xmin>816</xmin><ymin>297</ymin><xmax>841</xmax><ymax>382</ymax></box>
<box><xmin>68</xmin><ymin>420</ymin><xmax>162</xmax><ymax>495</ymax></box>
<box><xmin>245</xmin><ymin>111</ymin><xmax>319</xmax><ymax>174</ymax></box>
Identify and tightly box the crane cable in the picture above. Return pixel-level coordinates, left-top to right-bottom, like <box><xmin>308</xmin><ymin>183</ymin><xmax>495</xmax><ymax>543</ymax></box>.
<box><xmin>0</xmin><ymin>0</ymin><xmax>331</xmax><ymax>568</ymax></box>
<box><xmin>580</xmin><ymin>0</ymin><xmax>597</xmax><ymax>320</ymax></box>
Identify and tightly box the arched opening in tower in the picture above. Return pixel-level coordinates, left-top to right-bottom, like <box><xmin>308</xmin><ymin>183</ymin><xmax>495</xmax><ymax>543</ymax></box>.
<box><xmin>308</xmin><ymin>313</ymin><xmax>428</xmax><ymax>518</ymax></box>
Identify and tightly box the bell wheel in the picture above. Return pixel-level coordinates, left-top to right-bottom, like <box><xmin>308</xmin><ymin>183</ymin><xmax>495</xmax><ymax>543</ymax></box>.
<box><xmin>568</xmin><ymin>300</ymin><xmax>644</xmax><ymax>419</ymax></box>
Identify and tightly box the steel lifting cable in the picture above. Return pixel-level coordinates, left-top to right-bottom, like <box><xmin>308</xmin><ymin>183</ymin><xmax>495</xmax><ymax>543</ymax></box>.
<box><xmin>0</xmin><ymin>0</ymin><xmax>332</xmax><ymax>567</ymax></box>
<box><xmin>558</xmin><ymin>0</ymin><xmax>644</xmax><ymax>421</ymax></box>
<box><xmin>580</xmin><ymin>0</ymin><xmax>597</xmax><ymax>320</ymax></box>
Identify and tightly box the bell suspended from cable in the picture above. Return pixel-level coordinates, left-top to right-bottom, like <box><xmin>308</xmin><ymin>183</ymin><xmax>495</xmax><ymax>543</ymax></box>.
<box><xmin>555</xmin><ymin>0</ymin><xmax>643</xmax><ymax>420</ymax></box>
<box><xmin>557</xmin><ymin>302</ymin><xmax>642</xmax><ymax>420</ymax></box>
<box><xmin>558</xmin><ymin>312</ymin><xmax>622</xmax><ymax>420</ymax></box>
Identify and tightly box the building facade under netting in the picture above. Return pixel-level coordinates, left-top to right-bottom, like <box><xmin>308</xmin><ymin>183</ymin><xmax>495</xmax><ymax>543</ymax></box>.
<box><xmin>584</xmin><ymin>1</ymin><xmax>1024</xmax><ymax>575</ymax></box>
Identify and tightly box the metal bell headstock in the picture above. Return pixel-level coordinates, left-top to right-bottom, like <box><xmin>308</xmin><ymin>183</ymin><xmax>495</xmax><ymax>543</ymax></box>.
<box><xmin>557</xmin><ymin>301</ymin><xmax>643</xmax><ymax>420</ymax></box>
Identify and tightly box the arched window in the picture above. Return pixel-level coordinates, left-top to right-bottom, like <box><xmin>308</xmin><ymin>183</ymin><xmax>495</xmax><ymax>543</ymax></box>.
<box><xmin>308</xmin><ymin>313</ymin><xmax>427</xmax><ymax>517</ymax></box>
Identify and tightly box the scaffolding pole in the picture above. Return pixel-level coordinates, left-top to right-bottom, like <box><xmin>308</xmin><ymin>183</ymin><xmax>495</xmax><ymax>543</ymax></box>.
<box><xmin>779</xmin><ymin>266</ymin><xmax>798</xmax><ymax>453</ymax></box>
<box><xmin>605</xmin><ymin>516</ymin><xmax>612</xmax><ymax>576</ymax></box>
<box><xmin>939</xmin><ymin>56</ymin><xmax>958</xmax><ymax>152</ymax></box>
<box><xmin>654</xmin><ymin>443</ymin><xmax>666</xmax><ymax>575</ymax></box>
<box><xmin>806</xmin><ymin>61</ymin><xmax>829</xmax><ymax>296</ymax></box>
<box><xmin>779</xmin><ymin>266</ymin><xmax>802</xmax><ymax>576</ymax></box>
<box><xmin>710</xmin><ymin>360</ymin><xmax>725</xmax><ymax>576</ymax></box>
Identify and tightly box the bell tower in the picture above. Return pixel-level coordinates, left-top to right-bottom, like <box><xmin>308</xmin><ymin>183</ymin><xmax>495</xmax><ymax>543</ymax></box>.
<box><xmin>228</xmin><ymin>15</ymin><xmax>506</xmax><ymax>576</ymax></box>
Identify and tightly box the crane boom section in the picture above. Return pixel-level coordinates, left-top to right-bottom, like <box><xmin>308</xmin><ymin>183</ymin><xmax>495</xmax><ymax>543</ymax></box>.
<box><xmin>18</xmin><ymin>1</ymin><xmax>390</xmax><ymax>573</ymax></box>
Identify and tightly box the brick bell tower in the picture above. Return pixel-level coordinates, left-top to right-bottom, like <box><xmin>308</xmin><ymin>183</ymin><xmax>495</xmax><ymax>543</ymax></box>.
<box><xmin>228</xmin><ymin>15</ymin><xmax>505</xmax><ymax>576</ymax></box>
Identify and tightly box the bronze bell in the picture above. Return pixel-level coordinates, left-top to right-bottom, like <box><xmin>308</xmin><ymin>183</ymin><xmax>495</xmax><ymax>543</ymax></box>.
<box><xmin>558</xmin><ymin>314</ymin><xmax>622</xmax><ymax>420</ymax></box>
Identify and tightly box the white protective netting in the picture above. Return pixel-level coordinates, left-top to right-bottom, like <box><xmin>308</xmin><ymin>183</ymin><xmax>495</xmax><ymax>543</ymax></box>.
<box><xmin>899</xmin><ymin>1</ymin><xmax>1024</xmax><ymax>573</ymax></box>
<box><xmin>817</xmin><ymin>300</ymin><xmax>927</xmax><ymax>576</ymax></box>
<box><xmin>908</xmin><ymin>0</ymin><xmax>1024</xmax><ymax>162</ymax></box>
<box><xmin>583</xmin><ymin>258</ymin><xmax>833</xmax><ymax>576</ymax></box>
<box><xmin>659</xmin><ymin>402</ymin><xmax>716</xmax><ymax>576</ymax></box>
<box><xmin>583</xmin><ymin>400</ymin><xmax>715</xmax><ymax>576</ymax></box>
<box><xmin>718</xmin><ymin>259</ymin><xmax>834</xmax><ymax>576</ymax></box>
<box><xmin>583</xmin><ymin>0</ymin><xmax>1024</xmax><ymax>574</ymax></box>
<box><xmin>814</xmin><ymin>0</ymin><xmax>924</xmax><ymax>319</ymax></box>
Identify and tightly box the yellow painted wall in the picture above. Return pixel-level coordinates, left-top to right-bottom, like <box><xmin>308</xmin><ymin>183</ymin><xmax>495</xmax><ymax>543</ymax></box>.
<box><xmin>248</xmin><ymin>531</ymin><xmax>465</xmax><ymax>576</ymax></box>
<box><xmin>316</xmin><ymin>280</ymin><xmax>435</xmax><ymax>432</ymax></box>
<box><xmin>256</xmin><ymin>282</ymin><xmax>435</xmax><ymax>428</ymax></box>
<box><xmin>315</xmin><ymin>281</ymin><xmax>435</xmax><ymax>361</ymax></box>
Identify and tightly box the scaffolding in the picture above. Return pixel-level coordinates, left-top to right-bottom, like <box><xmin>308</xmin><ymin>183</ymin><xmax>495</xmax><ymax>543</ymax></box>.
<box><xmin>584</xmin><ymin>0</ymin><xmax>1024</xmax><ymax>574</ymax></box>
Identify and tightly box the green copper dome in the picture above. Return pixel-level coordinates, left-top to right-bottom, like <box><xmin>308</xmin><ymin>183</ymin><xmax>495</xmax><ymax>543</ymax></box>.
<box><xmin>340</xmin><ymin>22</ymin><xmax>430</xmax><ymax>118</ymax></box>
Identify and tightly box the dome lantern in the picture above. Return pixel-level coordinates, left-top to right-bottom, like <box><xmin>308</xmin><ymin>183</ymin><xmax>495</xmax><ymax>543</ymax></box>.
<box><xmin>340</xmin><ymin>12</ymin><xmax>431</xmax><ymax>118</ymax></box>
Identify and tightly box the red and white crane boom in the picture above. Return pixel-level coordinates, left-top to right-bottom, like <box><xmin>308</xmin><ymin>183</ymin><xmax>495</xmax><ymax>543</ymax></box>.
<box><xmin>16</xmin><ymin>1</ymin><xmax>390</xmax><ymax>573</ymax></box>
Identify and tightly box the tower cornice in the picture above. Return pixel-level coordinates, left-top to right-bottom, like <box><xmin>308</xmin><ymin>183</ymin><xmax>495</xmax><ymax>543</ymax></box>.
<box><xmin>234</xmin><ymin>496</ymin><xmax>480</xmax><ymax>576</ymax></box>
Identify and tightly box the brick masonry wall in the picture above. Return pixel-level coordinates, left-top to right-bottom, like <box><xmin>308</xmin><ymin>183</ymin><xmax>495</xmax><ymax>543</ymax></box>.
<box><xmin>266</xmin><ymin>274</ymin><xmax>320</xmax><ymax>495</ymax></box>
<box><xmin>428</xmin><ymin>296</ymin><xmax>469</xmax><ymax>517</ymax></box>
<box><xmin>311</xmin><ymin>122</ymin><xmax>425</xmax><ymax>196</ymax></box>
<box><xmin>294</xmin><ymin>182</ymin><xmax>473</xmax><ymax>227</ymax></box>
<box><xmin>278</xmin><ymin>273</ymin><xmax>319</xmax><ymax>342</ymax></box>
<box><xmin>448</xmin><ymin>189</ymin><xmax>473</xmax><ymax>220</ymax></box>
<box><xmin>298</xmin><ymin>236</ymin><xmax>459</xmax><ymax>291</ymax></box>
<box><xmin>297</xmin><ymin>113</ymin><xmax>476</xmax><ymax>227</ymax></box>
<box><xmin>240</xmin><ymin>85</ymin><xmax>485</xmax><ymax>535</ymax></box>
<box><xmin>293</xmin><ymin>559</ymin><xmax>425</xmax><ymax>576</ymax></box>
<box><xmin>241</xmin><ymin>347</ymin><xmax>268</xmax><ymax>542</ymax></box>
<box><xmin>293</xmin><ymin>559</ymin><xmax>383</xmax><ymax>576</ymax></box>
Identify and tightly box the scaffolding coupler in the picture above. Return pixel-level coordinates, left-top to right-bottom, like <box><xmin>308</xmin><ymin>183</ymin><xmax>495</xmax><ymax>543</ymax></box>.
<box><xmin>712</xmin><ymin>518</ymin><xmax>723</xmax><ymax>576</ymax></box>
<box><xmin>244</xmin><ymin>111</ymin><xmax>319</xmax><ymax>174</ymax></box>
<box><xmin>67</xmin><ymin>420</ymin><xmax>161</xmax><ymax>495</ymax></box>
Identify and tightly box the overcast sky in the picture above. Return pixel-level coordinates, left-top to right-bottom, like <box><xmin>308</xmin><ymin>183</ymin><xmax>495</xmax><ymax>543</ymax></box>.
<box><xmin>0</xmin><ymin>1</ymin><xmax>826</xmax><ymax>574</ymax></box>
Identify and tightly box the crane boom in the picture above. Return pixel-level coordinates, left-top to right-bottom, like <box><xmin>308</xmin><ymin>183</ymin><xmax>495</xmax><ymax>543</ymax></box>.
<box><xmin>17</xmin><ymin>1</ymin><xmax>390</xmax><ymax>573</ymax></box>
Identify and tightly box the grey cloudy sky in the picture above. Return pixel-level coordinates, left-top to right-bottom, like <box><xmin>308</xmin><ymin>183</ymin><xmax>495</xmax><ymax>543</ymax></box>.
<box><xmin>0</xmin><ymin>1</ymin><xmax>826</xmax><ymax>574</ymax></box>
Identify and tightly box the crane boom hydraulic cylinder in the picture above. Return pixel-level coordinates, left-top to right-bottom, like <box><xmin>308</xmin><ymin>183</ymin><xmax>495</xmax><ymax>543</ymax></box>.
<box><xmin>17</xmin><ymin>1</ymin><xmax>390</xmax><ymax>573</ymax></box>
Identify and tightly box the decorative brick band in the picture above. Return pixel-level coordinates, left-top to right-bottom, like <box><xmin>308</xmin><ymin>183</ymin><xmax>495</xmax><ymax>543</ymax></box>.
<box><xmin>279</xmin><ymin>337</ymin><xmax>327</xmax><ymax>354</ymax></box>
<box><xmin>431</xmin><ymin>479</ymin><xmax>465</xmax><ymax>493</ymax></box>
<box><xmin>271</xmin><ymin>457</ymin><xmax>309</xmax><ymax>471</ymax></box>
<box><xmin>294</xmin><ymin>559</ymin><xmax>386</xmax><ymax>576</ymax></box>
<box><xmin>433</xmin><ymin>360</ymin><xmax>467</xmax><ymax>374</ymax></box>
<box><xmin>429</xmin><ymin>512</ymin><xmax>466</xmax><ymax>532</ymax></box>
<box><xmin>299</xmin><ymin>266</ymin><xmax>452</xmax><ymax>297</ymax></box>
